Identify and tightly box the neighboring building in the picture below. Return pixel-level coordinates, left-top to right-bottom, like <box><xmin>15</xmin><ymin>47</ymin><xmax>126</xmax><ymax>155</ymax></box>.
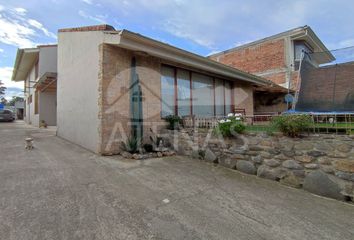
<box><xmin>12</xmin><ymin>45</ymin><xmax>57</xmax><ymax>127</ymax></box>
<box><xmin>14</xmin><ymin>99</ymin><xmax>24</xmax><ymax>119</ymax></box>
<box><xmin>57</xmin><ymin>24</ymin><xmax>283</xmax><ymax>154</ymax></box>
<box><xmin>209</xmin><ymin>26</ymin><xmax>335</xmax><ymax>90</ymax></box>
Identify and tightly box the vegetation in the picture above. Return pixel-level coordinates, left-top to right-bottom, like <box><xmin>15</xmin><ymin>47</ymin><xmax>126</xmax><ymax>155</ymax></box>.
<box><xmin>0</xmin><ymin>80</ymin><xmax>6</xmax><ymax>96</ymax></box>
<box><xmin>271</xmin><ymin>114</ymin><xmax>313</xmax><ymax>137</ymax></box>
<box><xmin>8</xmin><ymin>96</ymin><xmax>24</xmax><ymax>106</ymax></box>
<box><xmin>122</xmin><ymin>136</ymin><xmax>140</xmax><ymax>153</ymax></box>
<box><xmin>214</xmin><ymin>116</ymin><xmax>246</xmax><ymax>137</ymax></box>
<box><xmin>164</xmin><ymin>115</ymin><xmax>182</xmax><ymax>130</ymax></box>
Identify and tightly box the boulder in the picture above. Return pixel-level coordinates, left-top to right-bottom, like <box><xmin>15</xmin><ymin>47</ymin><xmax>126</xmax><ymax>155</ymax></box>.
<box><xmin>282</xmin><ymin>160</ymin><xmax>303</xmax><ymax>170</ymax></box>
<box><xmin>307</xmin><ymin>151</ymin><xmax>326</xmax><ymax>157</ymax></box>
<box><xmin>257</xmin><ymin>165</ymin><xmax>287</xmax><ymax>181</ymax></box>
<box><xmin>336</xmin><ymin>144</ymin><xmax>352</xmax><ymax>153</ymax></box>
<box><xmin>251</xmin><ymin>155</ymin><xmax>263</xmax><ymax>164</ymax></box>
<box><xmin>280</xmin><ymin>173</ymin><xmax>303</xmax><ymax>188</ymax></box>
<box><xmin>260</xmin><ymin>151</ymin><xmax>272</xmax><ymax>159</ymax></box>
<box><xmin>219</xmin><ymin>158</ymin><xmax>237</xmax><ymax>169</ymax></box>
<box><xmin>295</xmin><ymin>155</ymin><xmax>314</xmax><ymax>163</ymax></box>
<box><xmin>303</xmin><ymin>171</ymin><xmax>345</xmax><ymax>201</ymax></box>
<box><xmin>335</xmin><ymin>171</ymin><xmax>354</xmax><ymax>182</ymax></box>
<box><xmin>205</xmin><ymin>149</ymin><xmax>218</xmax><ymax>163</ymax></box>
<box><xmin>236</xmin><ymin>160</ymin><xmax>256</xmax><ymax>175</ymax></box>
<box><xmin>304</xmin><ymin>163</ymin><xmax>319</xmax><ymax>169</ymax></box>
<box><xmin>335</xmin><ymin>160</ymin><xmax>354</xmax><ymax>173</ymax></box>
<box><xmin>263</xmin><ymin>159</ymin><xmax>281</xmax><ymax>167</ymax></box>
<box><xmin>121</xmin><ymin>151</ymin><xmax>133</xmax><ymax>159</ymax></box>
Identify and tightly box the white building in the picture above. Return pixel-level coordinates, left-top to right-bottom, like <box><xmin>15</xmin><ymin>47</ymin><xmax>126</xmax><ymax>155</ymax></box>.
<box><xmin>12</xmin><ymin>45</ymin><xmax>57</xmax><ymax>127</ymax></box>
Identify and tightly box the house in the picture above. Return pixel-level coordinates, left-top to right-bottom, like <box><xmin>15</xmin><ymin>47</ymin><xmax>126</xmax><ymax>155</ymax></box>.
<box><xmin>57</xmin><ymin>24</ymin><xmax>285</xmax><ymax>154</ymax></box>
<box><xmin>209</xmin><ymin>26</ymin><xmax>335</xmax><ymax>90</ymax></box>
<box><xmin>12</xmin><ymin>45</ymin><xmax>57</xmax><ymax>127</ymax></box>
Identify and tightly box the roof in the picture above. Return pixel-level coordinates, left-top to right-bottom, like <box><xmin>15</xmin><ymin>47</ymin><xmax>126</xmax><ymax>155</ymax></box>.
<box><xmin>209</xmin><ymin>25</ymin><xmax>335</xmax><ymax>63</ymax></box>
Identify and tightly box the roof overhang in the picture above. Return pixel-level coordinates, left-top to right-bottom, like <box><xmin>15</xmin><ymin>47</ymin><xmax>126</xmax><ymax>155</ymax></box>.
<box><xmin>12</xmin><ymin>48</ymin><xmax>39</xmax><ymax>81</ymax></box>
<box><xmin>33</xmin><ymin>72</ymin><xmax>57</xmax><ymax>92</ymax></box>
<box><xmin>103</xmin><ymin>30</ymin><xmax>272</xmax><ymax>87</ymax></box>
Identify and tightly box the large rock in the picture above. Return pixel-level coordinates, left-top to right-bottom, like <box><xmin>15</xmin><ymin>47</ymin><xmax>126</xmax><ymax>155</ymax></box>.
<box><xmin>303</xmin><ymin>171</ymin><xmax>345</xmax><ymax>201</ymax></box>
<box><xmin>282</xmin><ymin>150</ymin><xmax>296</xmax><ymax>158</ymax></box>
<box><xmin>280</xmin><ymin>173</ymin><xmax>303</xmax><ymax>188</ymax></box>
<box><xmin>204</xmin><ymin>149</ymin><xmax>218</xmax><ymax>163</ymax></box>
<box><xmin>336</xmin><ymin>144</ymin><xmax>352</xmax><ymax>153</ymax></box>
<box><xmin>282</xmin><ymin>160</ymin><xmax>303</xmax><ymax>170</ymax></box>
<box><xmin>307</xmin><ymin>151</ymin><xmax>326</xmax><ymax>157</ymax></box>
<box><xmin>304</xmin><ymin>163</ymin><xmax>319</xmax><ymax>169</ymax></box>
<box><xmin>295</xmin><ymin>155</ymin><xmax>314</xmax><ymax>163</ymax></box>
<box><xmin>251</xmin><ymin>155</ymin><xmax>263</xmax><ymax>164</ymax></box>
<box><xmin>263</xmin><ymin>159</ymin><xmax>281</xmax><ymax>167</ymax></box>
<box><xmin>295</xmin><ymin>142</ymin><xmax>313</xmax><ymax>151</ymax></box>
<box><xmin>257</xmin><ymin>165</ymin><xmax>287</xmax><ymax>181</ymax></box>
<box><xmin>219</xmin><ymin>158</ymin><xmax>237</xmax><ymax>169</ymax></box>
<box><xmin>334</xmin><ymin>171</ymin><xmax>354</xmax><ymax>182</ymax></box>
<box><xmin>236</xmin><ymin>160</ymin><xmax>256</xmax><ymax>175</ymax></box>
<box><xmin>335</xmin><ymin>160</ymin><xmax>354</xmax><ymax>173</ymax></box>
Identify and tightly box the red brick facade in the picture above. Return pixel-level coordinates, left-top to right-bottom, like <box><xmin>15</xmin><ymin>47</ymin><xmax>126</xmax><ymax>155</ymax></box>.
<box><xmin>210</xmin><ymin>39</ymin><xmax>287</xmax><ymax>86</ymax></box>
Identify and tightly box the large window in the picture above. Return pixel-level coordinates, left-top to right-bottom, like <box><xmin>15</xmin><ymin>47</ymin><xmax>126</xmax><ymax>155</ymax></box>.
<box><xmin>161</xmin><ymin>65</ymin><xmax>233</xmax><ymax>117</ymax></box>
<box><xmin>161</xmin><ymin>66</ymin><xmax>175</xmax><ymax>117</ymax></box>
<box><xmin>177</xmin><ymin>69</ymin><xmax>191</xmax><ymax>116</ymax></box>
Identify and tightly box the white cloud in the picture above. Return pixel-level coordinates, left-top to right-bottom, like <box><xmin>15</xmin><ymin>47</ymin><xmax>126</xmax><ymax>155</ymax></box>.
<box><xmin>0</xmin><ymin>67</ymin><xmax>23</xmax><ymax>89</ymax></box>
<box><xmin>78</xmin><ymin>10</ymin><xmax>107</xmax><ymax>23</ymax></box>
<box><xmin>0</xmin><ymin>6</ymin><xmax>56</xmax><ymax>48</ymax></box>
<box><xmin>81</xmin><ymin>0</ymin><xmax>93</xmax><ymax>5</ymax></box>
<box><xmin>0</xmin><ymin>48</ymin><xmax>3</xmax><ymax>53</ymax></box>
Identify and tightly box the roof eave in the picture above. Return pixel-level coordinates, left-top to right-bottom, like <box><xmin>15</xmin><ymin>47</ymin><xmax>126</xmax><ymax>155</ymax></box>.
<box><xmin>12</xmin><ymin>48</ymin><xmax>39</xmax><ymax>81</ymax></box>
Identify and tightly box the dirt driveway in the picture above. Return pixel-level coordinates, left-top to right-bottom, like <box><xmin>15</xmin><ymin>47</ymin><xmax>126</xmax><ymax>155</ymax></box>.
<box><xmin>0</xmin><ymin>121</ymin><xmax>354</xmax><ymax>240</ymax></box>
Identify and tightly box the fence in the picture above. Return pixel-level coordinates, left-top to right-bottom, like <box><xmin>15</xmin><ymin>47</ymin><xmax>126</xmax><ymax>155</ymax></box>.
<box><xmin>181</xmin><ymin>113</ymin><xmax>354</xmax><ymax>135</ymax></box>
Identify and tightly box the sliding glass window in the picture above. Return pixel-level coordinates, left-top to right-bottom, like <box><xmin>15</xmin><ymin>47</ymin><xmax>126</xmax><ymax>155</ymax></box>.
<box><xmin>215</xmin><ymin>79</ymin><xmax>224</xmax><ymax>116</ymax></box>
<box><xmin>192</xmin><ymin>73</ymin><xmax>214</xmax><ymax>116</ymax></box>
<box><xmin>161</xmin><ymin>66</ymin><xmax>175</xmax><ymax>117</ymax></box>
<box><xmin>177</xmin><ymin>69</ymin><xmax>191</xmax><ymax>117</ymax></box>
<box><xmin>225</xmin><ymin>81</ymin><xmax>232</xmax><ymax>114</ymax></box>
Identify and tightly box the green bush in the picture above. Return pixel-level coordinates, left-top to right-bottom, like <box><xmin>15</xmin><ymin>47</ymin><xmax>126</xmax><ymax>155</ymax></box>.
<box><xmin>164</xmin><ymin>115</ymin><xmax>182</xmax><ymax>130</ymax></box>
<box><xmin>214</xmin><ymin>117</ymin><xmax>246</xmax><ymax>137</ymax></box>
<box><xmin>122</xmin><ymin>136</ymin><xmax>139</xmax><ymax>153</ymax></box>
<box><xmin>271</xmin><ymin>114</ymin><xmax>312</xmax><ymax>137</ymax></box>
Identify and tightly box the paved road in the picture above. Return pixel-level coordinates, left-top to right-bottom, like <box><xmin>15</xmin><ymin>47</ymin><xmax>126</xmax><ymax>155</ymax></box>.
<box><xmin>0</xmin><ymin>121</ymin><xmax>354</xmax><ymax>240</ymax></box>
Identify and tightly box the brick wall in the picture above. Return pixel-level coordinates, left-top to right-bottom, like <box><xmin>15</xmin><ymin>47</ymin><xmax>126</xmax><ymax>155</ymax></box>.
<box><xmin>98</xmin><ymin>44</ymin><xmax>165</xmax><ymax>154</ymax></box>
<box><xmin>297</xmin><ymin>62</ymin><xmax>354</xmax><ymax>111</ymax></box>
<box><xmin>211</xmin><ymin>39</ymin><xmax>287</xmax><ymax>86</ymax></box>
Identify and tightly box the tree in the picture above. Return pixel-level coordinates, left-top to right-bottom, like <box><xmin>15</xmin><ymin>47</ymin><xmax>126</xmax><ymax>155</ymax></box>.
<box><xmin>8</xmin><ymin>96</ymin><xmax>24</xmax><ymax>106</ymax></box>
<box><xmin>0</xmin><ymin>80</ymin><xmax>6</xmax><ymax>96</ymax></box>
<box><xmin>0</xmin><ymin>97</ymin><xmax>7</xmax><ymax>105</ymax></box>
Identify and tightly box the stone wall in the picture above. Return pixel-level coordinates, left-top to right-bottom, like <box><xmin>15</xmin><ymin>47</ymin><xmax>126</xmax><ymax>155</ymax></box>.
<box><xmin>164</xmin><ymin>129</ymin><xmax>354</xmax><ymax>202</ymax></box>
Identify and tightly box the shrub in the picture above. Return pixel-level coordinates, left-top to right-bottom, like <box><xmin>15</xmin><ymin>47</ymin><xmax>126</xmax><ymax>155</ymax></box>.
<box><xmin>164</xmin><ymin>115</ymin><xmax>182</xmax><ymax>130</ymax></box>
<box><xmin>122</xmin><ymin>136</ymin><xmax>139</xmax><ymax>153</ymax></box>
<box><xmin>271</xmin><ymin>114</ymin><xmax>312</xmax><ymax>137</ymax></box>
<box><xmin>214</xmin><ymin>116</ymin><xmax>246</xmax><ymax>137</ymax></box>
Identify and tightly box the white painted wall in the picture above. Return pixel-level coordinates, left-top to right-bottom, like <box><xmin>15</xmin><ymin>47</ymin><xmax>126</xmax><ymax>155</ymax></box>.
<box><xmin>24</xmin><ymin>66</ymin><xmax>39</xmax><ymax>126</ymax></box>
<box><xmin>39</xmin><ymin>91</ymin><xmax>57</xmax><ymax>126</ymax></box>
<box><xmin>57</xmin><ymin>31</ymin><xmax>105</xmax><ymax>152</ymax></box>
<box><xmin>39</xmin><ymin>46</ymin><xmax>57</xmax><ymax>76</ymax></box>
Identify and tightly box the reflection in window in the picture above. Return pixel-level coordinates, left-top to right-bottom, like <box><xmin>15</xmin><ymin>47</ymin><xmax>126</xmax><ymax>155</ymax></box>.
<box><xmin>192</xmin><ymin>73</ymin><xmax>214</xmax><ymax>116</ymax></box>
<box><xmin>177</xmin><ymin>69</ymin><xmax>191</xmax><ymax>116</ymax></box>
<box><xmin>161</xmin><ymin>66</ymin><xmax>175</xmax><ymax>117</ymax></box>
<box><xmin>215</xmin><ymin>79</ymin><xmax>224</xmax><ymax>116</ymax></box>
<box><xmin>225</xmin><ymin>81</ymin><xmax>232</xmax><ymax>114</ymax></box>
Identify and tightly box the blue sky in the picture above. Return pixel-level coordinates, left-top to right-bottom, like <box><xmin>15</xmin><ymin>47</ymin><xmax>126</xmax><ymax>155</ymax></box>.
<box><xmin>1</xmin><ymin>0</ymin><xmax>354</xmax><ymax>99</ymax></box>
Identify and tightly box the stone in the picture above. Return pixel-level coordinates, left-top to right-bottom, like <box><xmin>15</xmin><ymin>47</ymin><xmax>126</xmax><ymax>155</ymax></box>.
<box><xmin>282</xmin><ymin>150</ymin><xmax>296</xmax><ymax>158</ymax></box>
<box><xmin>191</xmin><ymin>149</ymin><xmax>200</xmax><ymax>159</ymax></box>
<box><xmin>249</xmin><ymin>146</ymin><xmax>263</xmax><ymax>151</ymax></box>
<box><xmin>318</xmin><ymin>157</ymin><xmax>332</xmax><ymax>165</ymax></box>
<box><xmin>295</xmin><ymin>155</ymin><xmax>314</xmax><ymax>163</ymax></box>
<box><xmin>303</xmin><ymin>170</ymin><xmax>345</xmax><ymax>201</ymax></box>
<box><xmin>315</xmin><ymin>142</ymin><xmax>334</xmax><ymax>152</ymax></box>
<box><xmin>275</xmin><ymin>154</ymin><xmax>288</xmax><ymax>160</ymax></box>
<box><xmin>260</xmin><ymin>151</ymin><xmax>272</xmax><ymax>159</ymax></box>
<box><xmin>219</xmin><ymin>158</ymin><xmax>237</xmax><ymax>169</ymax></box>
<box><xmin>205</xmin><ymin>149</ymin><xmax>218</xmax><ymax>163</ymax></box>
<box><xmin>282</xmin><ymin>160</ymin><xmax>303</xmax><ymax>170</ymax></box>
<box><xmin>231</xmin><ymin>154</ymin><xmax>247</xmax><ymax>160</ymax></box>
<box><xmin>291</xmin><ymin>170</ymin><xmax>306</xmax><ymax>178</ymax></box>
<box><xmin>328</xmin><ymin>152</ymin><xmax>349</xmax><ymax>158</ymax></box>
<box><xmin>335</xmin><ymin>160</ymin><xmax>354</xmax><ymax>173</ymax></box>
<box><xmin>294</xmin><ymin>142</ymin><xmax>313</xmax><ymax>151</ymax></box>
<box><xmin>251</xmin><ymin>155</ymin><xmax>263</xmax><ymax>164</ymax></box>
<box><xmin>259</xmin><ymin>140</ymin><xmax>272</xmax><ymax>147</ymax></box>
<box><xmin>264</xmin><ymin>159</ymin><xmax>281</xmax><ymax>167</ymax></box>
<box><xmin>268</xmin><ymin>149</ymin><xmax>281</xmax><ymax>155</ymax></box>
<box><xmin>236</xmin><ymin>160</ymin><xmax>256</xmax><ymax>175</ymax></box>
<box><xmin>307</xmin><ymin>151</ymin><xmax>326</xmax><ymax>157</ymax></box>
<box><xmin>280</xmin><ymin>173</ymin><xmax>303</xmax><ymax>188</ymax></box>
<box><xmin>321</xmin><ymin>165</ymin><xmax>335</xmax><ymax>174</ymax></box>
<box><xmin>157</xmin><ymin>152</ymin><xmax>163</xmax><ymax>157</ymax></box>
<box><xmin>304</xmin><ymin>163</ymin><xmax>319</xmax><ymax>169</ymax></box>
<box><xmin>121</xmin><ymin>151</ymin><xmax>133</xmax><ymax>159</ymax></box>
<box><xmin>245</xmin><ymin>151</ymin><xmax>259</xmax><ymax>156</ymax></box>
<box><xmin>336</xmin><ymin>144</ymin><xmax>352</xmax><ymax>153</ymax></box>
<box><xmin>334</xmin><ymin>171</ymin><xmax>354</xmax><ymax>182</ymax></box>
<box><xmin>257</xmin><ymin>166</ymin><xmax>287</xmax><ymax>181</ymax></box>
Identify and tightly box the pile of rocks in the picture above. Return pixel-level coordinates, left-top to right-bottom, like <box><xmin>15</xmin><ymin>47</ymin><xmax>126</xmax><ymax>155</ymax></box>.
<box><xmin>120</xmin><ymin>150</ymin><xmax>176</xmax><ymax>160</ymax></box>
<box><xmin>170</xmin><ymin>130</ymin><xmax>354</xmax><ymax>202</ymax></box>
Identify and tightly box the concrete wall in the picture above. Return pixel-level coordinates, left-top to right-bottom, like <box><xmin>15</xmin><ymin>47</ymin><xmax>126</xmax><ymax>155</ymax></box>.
<box><xmin>39</xmin><ymin>46</ymin><xmax>57</xmax><ymax>76</ymax></box>
<box><xmin>24</xmin><ymin>65</ymin><xmax>39</xmax><ymax>127</ymax></box>
<box><xmin>39</xmin><ymin>91</ymin><xmax>57</xmax><ymax>126</ymax></box>
<box><xmin>57</xmin><ymin>31</ymin><xmax>104</xmax><ymax>152</ymax></box>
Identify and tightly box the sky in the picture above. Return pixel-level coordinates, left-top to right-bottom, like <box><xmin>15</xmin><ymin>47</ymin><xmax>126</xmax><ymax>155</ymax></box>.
<box><xmin>1</xmin><ymin>0</ymin><xmax>354</xmax><ymax>100</ymax></box>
